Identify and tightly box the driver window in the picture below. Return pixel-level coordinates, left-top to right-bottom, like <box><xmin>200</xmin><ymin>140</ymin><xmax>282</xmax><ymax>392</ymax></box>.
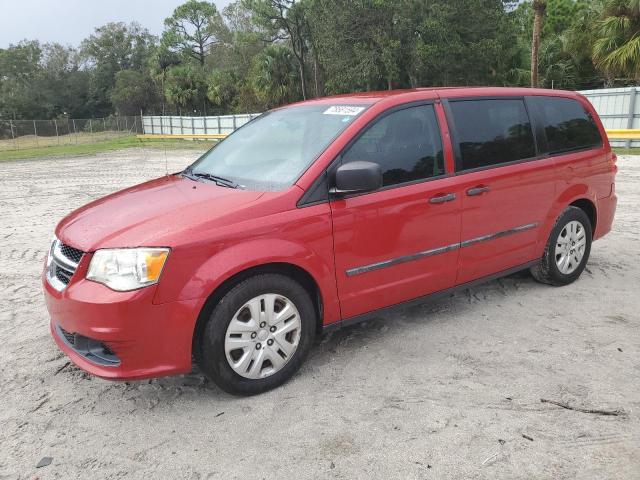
<box><xmin>341</xmin><ymin>104</ymin><xmax>444</xmax><ymax>187</ymax></box>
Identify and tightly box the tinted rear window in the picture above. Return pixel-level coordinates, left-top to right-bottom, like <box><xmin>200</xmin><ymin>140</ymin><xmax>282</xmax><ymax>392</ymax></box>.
<box><xmin>449</xmin><ymin>99</ymin><xmax>536</xmax><ymax>171</ymax></box>
<box><xmin>533</xmin><ymin>96</ymin><xmax>602</xmax><ymax>154</ymax></box>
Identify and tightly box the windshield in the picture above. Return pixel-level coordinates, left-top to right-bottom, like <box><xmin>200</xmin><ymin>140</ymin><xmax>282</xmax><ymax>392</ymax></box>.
<box><xmin>186</xmin><ymin>104</ymin><xmax>370</xmax><ymax>191</ymax></box>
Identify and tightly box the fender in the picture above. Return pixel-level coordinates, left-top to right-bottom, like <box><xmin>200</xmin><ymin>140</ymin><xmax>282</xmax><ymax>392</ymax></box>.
<box><xmin>535</xmin><ymin>182</ymin><xmax>596</xmax><ymax>256</ymax></box>
<box><xmin>155</xmin><ymin>237</ymin><xmax>341</xmax><ymax>325</ymax></box>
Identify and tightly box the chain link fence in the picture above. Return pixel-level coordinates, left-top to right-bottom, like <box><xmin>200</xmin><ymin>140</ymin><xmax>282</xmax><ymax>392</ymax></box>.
<box><xmin>4</xmin><ymin>89</ymin><xmax>635</xmax><ymax>153</ymax></box>
<box><xmin>0</xmin><ymin>116</ymin><xmax>143</xmax><ymax>151</ymax></box>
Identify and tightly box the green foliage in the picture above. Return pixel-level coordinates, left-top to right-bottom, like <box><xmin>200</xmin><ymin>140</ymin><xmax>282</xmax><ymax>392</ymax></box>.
<box><xmin>250</xmin><ymin>45</ymin><xmax>299</xmax><ymax>108</ymax></box>
<box><xmin>244</xmin><ymin>0</ymin><xmax>311</xmax><ymax>98</ymax></box>
<box><xmin>162</xmin><ymin>0</ymin><xmax>226</xmax><ymax>65</ymax></box>
<box><xmin>81</xmin><ymin>22</ymin><xmax>155</xmax><ymax>72</ymax></box>
<box><xmin>111</xmin><ymin>70</ymin><xmax>158</xmax><ymax>115</ymax></box>
<box><xmin>0</xmin><ymin>41</ymin><xmax>93</xmax><ymax>119</ymax></box>
<box><xmin>306</xmin><ymin>0</ymin><xmax>398</xmax><ymax>92</ymax></box>
<box><xmin>513</xmin><ymin>0</ymin><xmax>606</xmax><ymax>89</ymax></box>
<box><xmin>412</xmin><ymin>0</ymin><xmax>520</xmax><ymax>86</ymax></box>
<box><xmin>545</xmin><ymin>0</ymin><xmax>584</xmax><ymax>35</ymax></box>
<box><xmin>0</xmin><ymin>41</ymin><xmax>46</xmax><ymax>119</ymax></box>
<box><xmin>164</xmin><ymin>64</ymin><xmax>207</xmax><ymax>111</ymax></box>
<box><xmin>593</xmin><ymin>0</ymin><xmax>640</xmax><ymax>79</ymax></box>
<box><xmin>3</xmin><ymin>0</ymin><xmax>640</xmax><ymax>121</ymax></box>
<box><xmin>207</xmin><ymin>69</ymin><xmax>240</xmax><ymax>111</ymax></box>
<box><xmin>81</xmin><ymin>22</ymin><xmax>156</xmax><ymax>116</ymax></box>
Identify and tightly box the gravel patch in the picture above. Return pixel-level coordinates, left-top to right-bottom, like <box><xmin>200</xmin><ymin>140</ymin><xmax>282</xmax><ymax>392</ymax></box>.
<box><xmin>0</xmin><ymin>149</ymin><xmax>638</xmax><ymax>479</ymax></box>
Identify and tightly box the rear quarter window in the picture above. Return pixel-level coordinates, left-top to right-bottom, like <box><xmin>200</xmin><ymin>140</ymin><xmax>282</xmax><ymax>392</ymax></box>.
<box><xmin>532</xmin><ymin>96</ymin><xmax>602</xmax><ymax>154</ymax></box>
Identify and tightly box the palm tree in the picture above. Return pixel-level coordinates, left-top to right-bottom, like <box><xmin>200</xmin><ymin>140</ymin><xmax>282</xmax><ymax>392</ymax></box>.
<box><xmin>250</xmin><ymin>45</ymin><xmax>299</xmax><ymax>108</ymax></box>
<box><xmin>531</xmin><ymin>0</ymin><xmax>547</xmax><ymax>87</ymax></box>
<box><xmin>539</xmin><ymin>34</ymin><xmax>579</xmax><ymax>89</ymax></box>
<box><xmin>593</xmin><ymin>0</ymin><xmax>640</xmax><ymax>81</ymax></box>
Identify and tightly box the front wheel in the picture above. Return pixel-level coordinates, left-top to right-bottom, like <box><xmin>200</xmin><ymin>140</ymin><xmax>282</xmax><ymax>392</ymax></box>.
<box><xmin>199</xmin><ymin>273</ymin><xmax>316</xmax><ymax>395</ymax></box>
<box><xmin>531</xmin><ymin>206</ymin><xmax>592</xmax><ymax>286</ymax></box>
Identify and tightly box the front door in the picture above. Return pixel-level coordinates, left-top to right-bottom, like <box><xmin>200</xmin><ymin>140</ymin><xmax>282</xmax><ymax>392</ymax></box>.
<box><xmin>445</xmin><ymin>97</ymin><xmax>556</xmax><ymax>284</ymax></box>
<box><xmin>330</xmin><ymin>103</ymin><xmax>463</xmax><ymax>319</ymax></box>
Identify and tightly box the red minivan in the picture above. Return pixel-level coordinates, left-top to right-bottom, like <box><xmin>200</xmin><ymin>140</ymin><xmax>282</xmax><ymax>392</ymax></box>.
<box><xmin>43</xmin><ymin>87</ymin><xmax>617</xmax><ymax>395</ymax></box>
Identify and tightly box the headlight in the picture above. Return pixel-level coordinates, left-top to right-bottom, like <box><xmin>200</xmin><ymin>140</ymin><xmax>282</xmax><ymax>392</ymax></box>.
<box><xmin>87</xmin><ymin>248</ymin><xmax>170</xmax><ymax>291</ymax></box>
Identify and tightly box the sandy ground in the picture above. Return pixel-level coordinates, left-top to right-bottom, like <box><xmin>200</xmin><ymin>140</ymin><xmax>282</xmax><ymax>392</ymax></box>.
<box><xmin>0</xmin><ymin>149</ymin><xmax>638</xmax><ymax>480</ymax></box>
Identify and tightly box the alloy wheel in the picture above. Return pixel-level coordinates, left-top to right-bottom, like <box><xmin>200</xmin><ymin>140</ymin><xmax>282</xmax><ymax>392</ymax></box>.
<box><xmin>224</xmin><ymin>294</ymin><xmax>302</xmax><ymax>379</ymax></box>
<box><xmin>554</xmin><ymin>220</ymin><xmax>587</xmax><ymax>275</ymax></box>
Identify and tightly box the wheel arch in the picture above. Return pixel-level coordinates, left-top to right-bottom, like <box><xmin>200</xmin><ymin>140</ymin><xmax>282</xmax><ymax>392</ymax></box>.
<box><xmin>191</xmin><ymin>262</ymin><xmax>324</xmax><ymax>363</ymax></box>
<box><xmin>537</xmin><ymin>185</ymin><xmax>597</xmax><ymax>256</ymax></box>
<box><xmin>569</xmin><ymin>198</ymin><xmax>597</xmax><ymax>236</ymax></box>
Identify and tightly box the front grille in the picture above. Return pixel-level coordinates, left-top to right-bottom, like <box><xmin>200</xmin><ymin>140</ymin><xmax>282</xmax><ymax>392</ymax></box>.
<box><xmin>55</xmin><ymin>264</ymin><xmax>74</xmax><ymax>285</ymax></box>
<box><xmin>60</xmin><ymin>243</ymin><xmax>83</xmax><ymax>264</ymax></box>
<box><xmin>46</xmin><ymin>239</ymin><xmax>85</xmax><ymax>292</ymax></box>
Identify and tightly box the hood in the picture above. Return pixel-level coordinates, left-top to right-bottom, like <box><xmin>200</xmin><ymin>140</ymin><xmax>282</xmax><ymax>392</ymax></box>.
<box><xmin>56</xmin><ymin>175</ymin><xmax>264</xmax><ymax>251</ymax></box>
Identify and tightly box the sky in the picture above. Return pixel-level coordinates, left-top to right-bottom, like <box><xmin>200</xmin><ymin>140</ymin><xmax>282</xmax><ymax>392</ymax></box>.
<box><xmin>0</xmin><ymin>0</ymin><xmax>233</xmax><ymax>48</ymax></box>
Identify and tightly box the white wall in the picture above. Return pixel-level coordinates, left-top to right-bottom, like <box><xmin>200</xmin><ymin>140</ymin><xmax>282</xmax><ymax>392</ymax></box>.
<box><xmin>579</xmin><ymin>87</ymin><xmax>640</xmax><ymax>147</ymax></box>
<box><xmin>142</xmin><ymin>113</ymin><xmax>261</xmax><ymax>136</ymax></box>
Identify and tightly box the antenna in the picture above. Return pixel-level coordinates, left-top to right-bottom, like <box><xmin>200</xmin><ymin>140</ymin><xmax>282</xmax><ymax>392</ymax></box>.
<box><xmin>164</xmin><ymin>137</ymin><xmax>169</xmax><ymax>177</ymax></box>
<box><xmin>163</xmin><ymin>111</ymin><xmax>169</xmax><ymax>177</ymax></box>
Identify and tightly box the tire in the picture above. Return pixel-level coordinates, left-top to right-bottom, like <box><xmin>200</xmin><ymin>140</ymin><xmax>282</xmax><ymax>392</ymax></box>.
<box><xmin>199</xmin><ymin>273</ymin><xmax>316</xmax><ymax>395</ymax></box>
<box><xmin>531</xmin><ymin>206</ymin><xmax>592</xmax><ymax>286</ymax></box>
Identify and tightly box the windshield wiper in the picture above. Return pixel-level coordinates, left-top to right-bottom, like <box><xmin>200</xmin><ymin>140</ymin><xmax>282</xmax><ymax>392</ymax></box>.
<box><xmin>186</xmin><ymin>171</ymin><xmax>240</xmax><ymax>189</ymax></box>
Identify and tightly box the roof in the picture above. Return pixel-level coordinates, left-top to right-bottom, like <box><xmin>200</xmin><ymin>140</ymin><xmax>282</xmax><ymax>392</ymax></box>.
<box><xmin>286</xmin><ymin>86</ymin><xmax>581</xmax><ymax>108</ymax></box>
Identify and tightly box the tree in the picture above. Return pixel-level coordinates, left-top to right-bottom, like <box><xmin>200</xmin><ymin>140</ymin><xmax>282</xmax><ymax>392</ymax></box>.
<box><xmin>250</xmin><ymin>44</ymin><xmax>299</xmax><ymax>107</ymax></box>
<box><xmin>245</xmin><ymin>0</ymin><xmax>310</xmax><ymax>99</ymax></box>
<box><xmin>543</xmin><ymin>0</ymin><xmax>584</xmax><ymax>36</ymax></box>
<box><xmin>410</xmin><ymin>0</ymin><xmax>520</xmax><ymax>87</ymax></box>
<box><xmin>6</xmin><ymin>0</ymin><xmax>640</xmax><ymax>120</ymax></box>
<box><xmin>593</xmin><ymin>0</ymin><xmax>640</xmax><ymax>81</ymax></box>
<box><xmin>0</xmin><ymin>41</ymin><xmax>45</xmax><ymax>119</ymax></box>
<box><xmin>511</xmin><ymin>0</ymin><xmax>599</xmax><ymax>89</ymax></box>
<box><xmin>207</xmin><ymin>69</ymin><xmax>239</xmax><ymax>112</ymax></box>
<box><xmin>0</xmin><ymin>41</ymin><xmax>94</xmax><ymax>119</ymax></box>
<box><xmin>163</xmin><ymin>0</ymin><xmax>226</xmax><ymax>65</ymax></box>
<box><xmin>218</xmin><ymin>2</ymin><xmax>270</xmax><ymax>71</ymax></box>
<box><xmin>164</xmin><ymin>64</ymin><xmax>208</xmax><ymax>112</ymax></box>
<box><xmin>40</xmin><ymin>43</ymin><xmax>93</xmax><ymax>118</ymax></box>
<box><xmin>538</xmin><ymin>34</ymin><xmax>578</xmax><ymax>88</ymax></box>
<box><xmin>111</xmin><ymin>70</ymin><xmax>158</xmax><ymax>115</ymax></box>
<box><xmin>81</xmin><ymin>22</ymin><xmax>155</xmax><ymax>74</ymax></box>
<box><xmin>307</xmin><ymin>0</ymin><xmax>407</xmax><ymax>92</ymax></box>
<box><xmin>564</xmin><ymin>0</ymin><xmax>602</xmax><ymax>89</ymax></box>
<box><xmin>81</xmin><ymin>22</ymin><xmax>156</xmax><ymax>116</ymax></box>
<box><xmin>531</xmin><ymin>0</ymin><xmax>547</xmax><ymax>87</ymax></box>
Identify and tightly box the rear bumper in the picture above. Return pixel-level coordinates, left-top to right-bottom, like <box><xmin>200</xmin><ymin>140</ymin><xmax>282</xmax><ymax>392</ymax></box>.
<box><xmin>594</xmin><ymin>193</ymin><xmax>617</xmax><ymax>240</ymax></box>
<box><xmin>44</xmin><ymin>271</ymin><xmax>202</xmax><ymax>381</ymax></box>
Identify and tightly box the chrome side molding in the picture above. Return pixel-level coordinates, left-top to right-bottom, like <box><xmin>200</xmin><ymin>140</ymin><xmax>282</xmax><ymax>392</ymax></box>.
<box><xmin>345</xmin><ymin>222</ymin><xmax>539</xmax><ymax>277</ymax></box>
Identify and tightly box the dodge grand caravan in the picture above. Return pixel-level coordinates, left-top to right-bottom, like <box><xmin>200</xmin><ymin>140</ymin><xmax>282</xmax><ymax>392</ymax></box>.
<box><xmin>43</xmin><ymin>87</ymin><xmax>617</xmax><ymax>395</ymax></box>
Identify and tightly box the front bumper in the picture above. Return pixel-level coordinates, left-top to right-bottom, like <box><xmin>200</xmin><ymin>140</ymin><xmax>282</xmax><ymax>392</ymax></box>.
<box><xmin>44</xmin><ymin>267</ymin><xmax>202</xmax><ymax>381</ymax></box>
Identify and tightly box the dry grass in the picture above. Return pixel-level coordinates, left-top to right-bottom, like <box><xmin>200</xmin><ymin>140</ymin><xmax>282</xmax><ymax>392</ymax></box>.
<box><xmin>0</xmin><ymin>131</ymin><xmax>131</xmax><ymax>151</ymax></box>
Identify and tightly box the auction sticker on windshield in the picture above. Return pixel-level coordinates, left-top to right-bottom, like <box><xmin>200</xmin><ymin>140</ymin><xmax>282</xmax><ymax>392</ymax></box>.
<box><xmin>323</xmin><ymin>106</ymin><xmax>366</xmax><ymax>116</ymax></box>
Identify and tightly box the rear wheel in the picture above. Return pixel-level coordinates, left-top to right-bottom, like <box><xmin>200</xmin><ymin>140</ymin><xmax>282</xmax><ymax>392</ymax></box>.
<box><xmin>531</xmin><ymin>206</ymin><xmax>592</xmax><ymax>286</ymax></box>
<box><xmin>199</xmin><ymin>273</ymin><xmax>315</xmax><ymax>395</ymax></box>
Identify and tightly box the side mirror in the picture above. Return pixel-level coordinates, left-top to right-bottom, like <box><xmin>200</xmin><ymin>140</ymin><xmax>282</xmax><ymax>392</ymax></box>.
<box><xmin>332</xmin><ymin>161</ymin><xmax>383</xmax><ymax>196</ymax></box>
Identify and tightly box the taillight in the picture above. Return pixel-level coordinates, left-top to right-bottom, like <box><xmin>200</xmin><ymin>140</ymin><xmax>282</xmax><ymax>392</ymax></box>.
<box><xmin>612</xmin><ymin>153</ymin><xmax>618</xmax><ymax>163</ymax></box>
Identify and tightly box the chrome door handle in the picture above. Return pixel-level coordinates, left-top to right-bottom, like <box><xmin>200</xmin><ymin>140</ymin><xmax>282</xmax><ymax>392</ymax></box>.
<box><xmin>429</xmin><ymin>193</ymin><xmax>456</xmax><ymax>204</ymax></box>
<box><xmin>466</xmin><ymin>186</ymin><xmax>490</xmax><ymax>196</ymax></box>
